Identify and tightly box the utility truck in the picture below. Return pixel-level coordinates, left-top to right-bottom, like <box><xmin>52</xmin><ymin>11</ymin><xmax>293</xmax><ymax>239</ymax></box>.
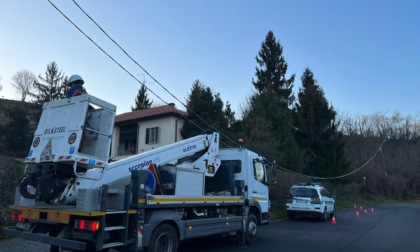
<box><xmin>4</xmin><ymin>94</ymin><xmax>275</xmax><ymax>251</ymax></box>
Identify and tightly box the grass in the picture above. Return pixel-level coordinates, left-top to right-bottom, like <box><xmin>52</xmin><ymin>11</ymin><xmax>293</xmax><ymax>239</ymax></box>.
<box><xmin>335</xmin><ymin>194</ymin><xmax>400</xmax><ymax>210</ymax></box>
<box><xmin>270</xmin><ymin>199</ymin><xmax>288</xmax><ymax>220</ymax></box>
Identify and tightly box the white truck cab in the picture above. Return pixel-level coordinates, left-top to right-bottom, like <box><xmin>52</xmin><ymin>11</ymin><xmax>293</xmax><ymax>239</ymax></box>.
<box><xmin>217</xmin><ymin>149</ymin><xmax>270</xmax><ymax>224</ymax></box>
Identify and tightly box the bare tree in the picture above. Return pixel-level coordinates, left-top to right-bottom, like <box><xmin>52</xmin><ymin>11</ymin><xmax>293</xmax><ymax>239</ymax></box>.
<box><xmin>11</xmin><ymin>69</ymin><xmax>36</xmax><ymax>101</ymax></box>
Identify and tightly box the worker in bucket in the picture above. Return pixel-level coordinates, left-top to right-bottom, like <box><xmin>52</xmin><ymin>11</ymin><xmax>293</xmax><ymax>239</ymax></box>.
<box><xmin>67</xmin><ymin>74</ymin><xmax>87</xmax><ymax>98</ymax></box>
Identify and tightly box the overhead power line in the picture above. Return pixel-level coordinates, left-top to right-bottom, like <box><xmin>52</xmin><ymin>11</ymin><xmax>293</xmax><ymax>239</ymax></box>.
<box><xmin>270</xmin><ymin>136</ymin><xmax>387</xmax><ymax>180</ymax></box>
<box><xmin>70</xmin><ymin>0</ymin><xmax>238</xmax><ymax>147</ymax></box>
<box><xmin>47</xmin><ymin>0</ymin><xmax>225</xmax><ymax>145</ymax></box>
<box><xmin>48</xmin><ymin>0</ymin><xmax>385</xmax><ymax>180</ymax></box>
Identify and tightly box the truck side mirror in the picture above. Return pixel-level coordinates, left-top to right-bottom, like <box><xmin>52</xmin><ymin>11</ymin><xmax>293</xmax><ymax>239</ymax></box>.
<box><xmin>271</xmin><ymin>160</ymin><xmax>278</xmax><ymax>185</ymax></box>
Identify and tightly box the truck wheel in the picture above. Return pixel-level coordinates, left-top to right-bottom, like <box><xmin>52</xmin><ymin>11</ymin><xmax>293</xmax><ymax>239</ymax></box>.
<box><xmin>246</xmin><ymin>213</ymin><xmax>258</xmax><ymax>244</ymax></box>
<box><xmin>19</xmin><ymin>175</ymin><xmax>35</xmax><ymax>199</ymax></box>
<box><xmin>149</xmin><ymin>223</ymin><xmax>178</xmax><ymax>252</ymax></box>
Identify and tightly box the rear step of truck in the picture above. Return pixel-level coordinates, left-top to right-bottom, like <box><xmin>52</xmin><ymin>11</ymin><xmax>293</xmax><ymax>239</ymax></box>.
<box><xmin>97</xmin><ymin>186</ymin><xmax>136</xmax><ymax>250</ymax></box>
<box><xmin>101</xmin><ymin>211</ymin><xmax>135</xmax><ymax>249</ymax></box>
<box><xmin>103</xmin><ymin>242</ymin><xmax>124</xmax><ymax>249</ymax></box>
<box><xmin>104</xmin><ymin>226</ymin><xmax>125</xmax><ymax>231</ymax></box>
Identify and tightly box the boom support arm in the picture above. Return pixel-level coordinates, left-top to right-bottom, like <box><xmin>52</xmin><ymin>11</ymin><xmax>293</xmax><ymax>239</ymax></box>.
<box><xmin>66</xmin><ymin>132</ymin><xmax>221</xmax><ymax>203</ymax></box>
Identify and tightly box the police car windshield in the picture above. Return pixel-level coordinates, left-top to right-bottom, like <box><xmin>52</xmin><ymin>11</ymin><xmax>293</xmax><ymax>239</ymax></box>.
<box><xmin>291</xmin><ymin>188</ymin><xmax>318</xmax><ymax>198</ymax></box>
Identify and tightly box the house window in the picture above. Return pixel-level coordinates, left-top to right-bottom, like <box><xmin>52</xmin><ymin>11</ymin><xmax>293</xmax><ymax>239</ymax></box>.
<box><xmin>124</xmin><ymin>139</ymin><xmax>137</xmax><ymax>155</ymax></box>
<box><xmin>119</xmin><ymin>124</ymin><xmax>138</xmax><ymax>155</ymax></box>
<box><xmin>146</xmin><ymin>127</ymin><xmax>159</xmax><ymax>144</ymax></box>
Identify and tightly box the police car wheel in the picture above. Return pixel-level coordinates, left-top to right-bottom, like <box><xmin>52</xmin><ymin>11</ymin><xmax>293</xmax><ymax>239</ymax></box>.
<box><xmin>330</xmin><ymin>205</ymin><xmax>336</xmax><ymax>218</ymax></box>
<box><xmin>320</xmin><ymin>207</ymin><xmax>328</xmax><ymax>222</ymax></box>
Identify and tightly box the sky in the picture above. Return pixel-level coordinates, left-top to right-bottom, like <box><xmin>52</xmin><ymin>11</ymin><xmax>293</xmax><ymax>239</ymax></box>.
<box><xmin>1</xmin><ymin>1</ymin><xmax>420</xmax><ymax>117</ymax></box>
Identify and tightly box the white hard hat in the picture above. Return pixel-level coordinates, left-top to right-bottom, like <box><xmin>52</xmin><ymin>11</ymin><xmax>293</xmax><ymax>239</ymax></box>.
<box><xmin>68</xmin><ymin>74</ymin><xmax>84</xmax><ymax>86</ymax></box>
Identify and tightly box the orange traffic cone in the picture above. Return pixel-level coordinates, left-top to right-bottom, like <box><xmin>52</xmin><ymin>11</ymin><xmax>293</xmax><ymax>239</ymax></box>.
<box><xmin>353</xmin><ymin>204</ymin><xmax>357</xmax><ymax>209</ymax></box>
<box><xmin>371</xmin><ymin>208</ymin><xmax>375</xmax><ymax>213</ymax></box>
<box><xmin>331</xmin><ymin>216</ymin><xmax>337</xmax><ymax>224</ymax></box>
<box><xmin>356</xmin><ymin>211</ymin><xmax>360</xmax><ymax>218</ymax></box>
<box><xmin>364</xmin><ymin>209</ymin><xmax>368</xmax><ymax>215</ymax></box>
<box><xmin>359</xmin><ymin>206</ymin><xmax>363</xmax><ymax>211</ymax></box>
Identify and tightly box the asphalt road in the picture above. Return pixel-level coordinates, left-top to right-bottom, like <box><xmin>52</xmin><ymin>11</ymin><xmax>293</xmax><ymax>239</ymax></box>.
<box><xmin>179</xmin><ymin>204</ymin><xmax>420</xmax><ymax>252</ymax></box>
<box><xmin>1</xmin><ymin>204</ymin><xmax>419</xmax><ymax>252</ymax></box>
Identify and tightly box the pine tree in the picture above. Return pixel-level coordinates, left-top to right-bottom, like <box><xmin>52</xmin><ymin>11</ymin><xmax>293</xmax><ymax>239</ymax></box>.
<box><xmin>181</xmin><ymin>80</ymin><xmax>229</xmax><ymax>140</ymax></box>
<box><xmin>131</xmin><ymin>83</ymin><xmax>153</xmax><ymax>111</ymax></box>
<box><xmin>224</xmin><ymin>101</ymin><xmax>236</xmax><ymax>129</ymax></box>
<box><xmin>253</xmin><ymin>30</ymin><xmax>295</xmax><ymax>106</ymax></box>
<box><xmin>244</xmin><ymin>31</ymin><xmax>302</xmax><ymax>170</ymax></box>
<box><xmin>31</xmin><ymin>62</ymin><xmax>66</xmax><ymax>107</ymax></box>
<box><xmin>293</xmin><ymin>68</ymin><xmax>349</xmax><ymax>177</ymax></box>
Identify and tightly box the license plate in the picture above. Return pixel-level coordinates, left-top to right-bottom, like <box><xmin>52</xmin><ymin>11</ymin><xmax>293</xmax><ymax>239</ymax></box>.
<box><xmin>295</xmin><ymin>200</ymin><xmax>308</xmax><ymax>204</ymax></box>
<box><xmin>16</xmin><ymin>222</ymin><xmax>31</xmax><ymax>231</ymax></box>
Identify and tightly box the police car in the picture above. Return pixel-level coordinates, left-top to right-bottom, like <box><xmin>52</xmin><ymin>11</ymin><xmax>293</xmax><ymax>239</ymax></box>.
<box><xmin>286</xmin><ymin>183</ymin><xmax>335</xmax><ymax>221</ymax></box>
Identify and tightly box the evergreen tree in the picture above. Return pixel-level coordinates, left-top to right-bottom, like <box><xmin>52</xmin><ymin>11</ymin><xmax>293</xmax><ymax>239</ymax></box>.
<box><xmin>31</xmin><ymin>62</ymin><xmax>66</xmax><ymax>107</ymax></box>
<box><xmin>252</xmin><ymin>30</ymin><xmax>294</xmax><ymax>106</ymax></box>
<box><xmin>224</xmin><ymin>101</ymin><xmax>236</xmax><ymax>130</ymax></box>
<box><xmin>293</xmin><ymin>68</ymin><xmax>349</xmax><ymax>177</ymax></box>
<box><xmin>241</xmin><ymin>103</ymin><xmax>280</xmax><ymax>161</ymax></box>
<box><xmin>131</xmin><ymin>83</ymin><xmax>153</xmax><ymax>111</ymax></box>
<box><xmin>244</xmin><ymin>31</ymin><xmax>302</xmax><ymax>170</ymax></box>
<box><xmin>181</xmin><ymin>80</ymin><xmax>229</xmax><ymax>140</ymax></box>
<box><xmin>61</xmin><ymin>75</ymin><xmax>69</xmax><ymax>98</ymax></box>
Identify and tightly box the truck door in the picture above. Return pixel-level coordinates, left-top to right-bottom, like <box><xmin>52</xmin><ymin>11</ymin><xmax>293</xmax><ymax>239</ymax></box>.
<box><xmin>250</xmin><ymin>158</ymin><xmax>269</xmax><ymax>217</ymax></box>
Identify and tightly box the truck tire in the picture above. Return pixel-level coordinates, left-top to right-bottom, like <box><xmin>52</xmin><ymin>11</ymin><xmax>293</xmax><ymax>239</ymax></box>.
<box><xmin>20</xmin><ymin>175</ymin><xmax>35</xmax><ymax>199</ymax></box>
<box><xmin>149</xmin><ymin>223</ymin><xmax>178</xmax><ymax>252</ymax></box>
<box><xmin>246</xmin><ymin>213</ymin><xmax>258</xmax><ymax>244</ymax></box>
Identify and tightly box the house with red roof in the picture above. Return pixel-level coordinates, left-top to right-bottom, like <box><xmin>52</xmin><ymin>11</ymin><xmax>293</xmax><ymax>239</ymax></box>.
<box><xmin>111</xmin><ymin>103</ymin><xmax>188</xmax><ymax>159</ymax></box>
